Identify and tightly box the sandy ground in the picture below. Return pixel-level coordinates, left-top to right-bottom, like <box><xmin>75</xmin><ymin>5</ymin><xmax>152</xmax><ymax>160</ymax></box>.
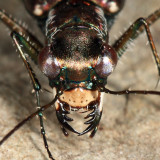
<box><xmin>0</xmin><ymin>0</ymin><xmax>160</xmax><ymax>160</ymax></box>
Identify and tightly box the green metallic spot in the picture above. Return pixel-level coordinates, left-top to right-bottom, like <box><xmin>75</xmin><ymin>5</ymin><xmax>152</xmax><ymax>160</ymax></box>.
<box><xmin>86</xmin><ymin>82</ymin><xmax>93</xmax><ymax>89</ymax></box>
<box><xmin>34</xmin><ymin>83</ymin><xmax>41</xmax><ymax>91</ymax></box>
<box><xmin>39</xmin><ymin>112</ymin><xmax>43</xmax><ymax>116</ymax></box>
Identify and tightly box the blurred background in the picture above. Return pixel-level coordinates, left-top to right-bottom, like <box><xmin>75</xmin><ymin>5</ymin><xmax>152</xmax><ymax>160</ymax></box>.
<box><xmin>0</xmin><ymin>0</ymin><xmax>160</xmax><ymax>159</ymax></box>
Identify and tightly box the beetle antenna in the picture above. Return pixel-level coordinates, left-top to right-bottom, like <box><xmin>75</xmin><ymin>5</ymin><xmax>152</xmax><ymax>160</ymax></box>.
<box><xmin>0</xmin><ymin>90</ymin><xmax>62</xmax><ymax>145</ymax></box>
<box><xmin>99</xmin><ymin>85</ymin><xmax>160</xmax><ymax>96</ymax></box>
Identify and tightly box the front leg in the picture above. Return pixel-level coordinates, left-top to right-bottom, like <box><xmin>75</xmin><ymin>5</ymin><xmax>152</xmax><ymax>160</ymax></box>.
<box><xmin>0</xmin><ymin>8</ymin><xmax>56</xmax><ymax>159</ymax></box>
<box><xmin>113</xmin><ymin>9</ymin><xmax>160</xmax><ymax>77</ymax></box>
<box><xmin>0</xmin><ymin>9</ymin><xmax>43</xmax><ymax>53</ymax></box>
<box><xmin>11</xmin><ymin>31</ymin><xmax>55</xmax><ymax>160</ymax></box>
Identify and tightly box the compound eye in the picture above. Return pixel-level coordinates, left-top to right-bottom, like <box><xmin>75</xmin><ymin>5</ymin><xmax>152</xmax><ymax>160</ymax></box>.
<box><xmin>38</xmin><ymin>46</ymin><xmax>60</xmax><ymax>79</ymax></box>
<box><xmin>95</xmin><ymin>45</ymin><xmax>117</xmax><ymax>78</ymax></box>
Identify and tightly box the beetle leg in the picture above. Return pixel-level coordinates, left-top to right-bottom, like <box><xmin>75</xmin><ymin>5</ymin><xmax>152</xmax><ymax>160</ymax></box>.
<box><xmin>113</xmin><ymin>8</ymin><xmax>160</xmax><ymax>58</ymax></box>
<box><xmin>0</xmin><ymin>9</ymin><xmax>43</xmax><ymax>54</ymax></box>
<box><xmin>78</xmin><ymin>103</ymin><xmax>102</xmax><ymax>137</ymax></box>
<box><xmin>11</xmin><ymin>31</ymin><xmax>55</xmax><ymax>160</ymax></box>
<box><xmin>113</xmin><ymin>9</ymin><xmax>160</xmax><ymax>80</ymax></box>
<box><xmin>11</xmin><ymin>31</ymin><xmax>40</xmax><ymax>86</ymax></box>
<box><xmin>11</xmin><ymin>30</ymin><xmax>39</xmax><ymax>64</ymax></box>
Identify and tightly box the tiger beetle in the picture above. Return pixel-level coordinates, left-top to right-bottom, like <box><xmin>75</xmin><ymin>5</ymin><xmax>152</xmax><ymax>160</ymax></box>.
<box><xmin>0</xmin><ymin>0</ymin><xmax>160</xmax><ymax>159</ymax></box>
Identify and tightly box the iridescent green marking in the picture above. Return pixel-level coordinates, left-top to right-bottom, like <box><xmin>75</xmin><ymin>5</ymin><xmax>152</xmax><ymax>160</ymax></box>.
<box><xmin>16</xmin><ymin>32</ymin><xmax>38</xmax><ymax>64</ymax></box>
<box><xmin>50</xmin><ymin>66</ymin><xmax>107</xmax><ymax>90</ymax></box>
<box><xmin>38</xmin><ymin>112</ymin><xmax>43</xmax><ymax>117</ymax></box>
